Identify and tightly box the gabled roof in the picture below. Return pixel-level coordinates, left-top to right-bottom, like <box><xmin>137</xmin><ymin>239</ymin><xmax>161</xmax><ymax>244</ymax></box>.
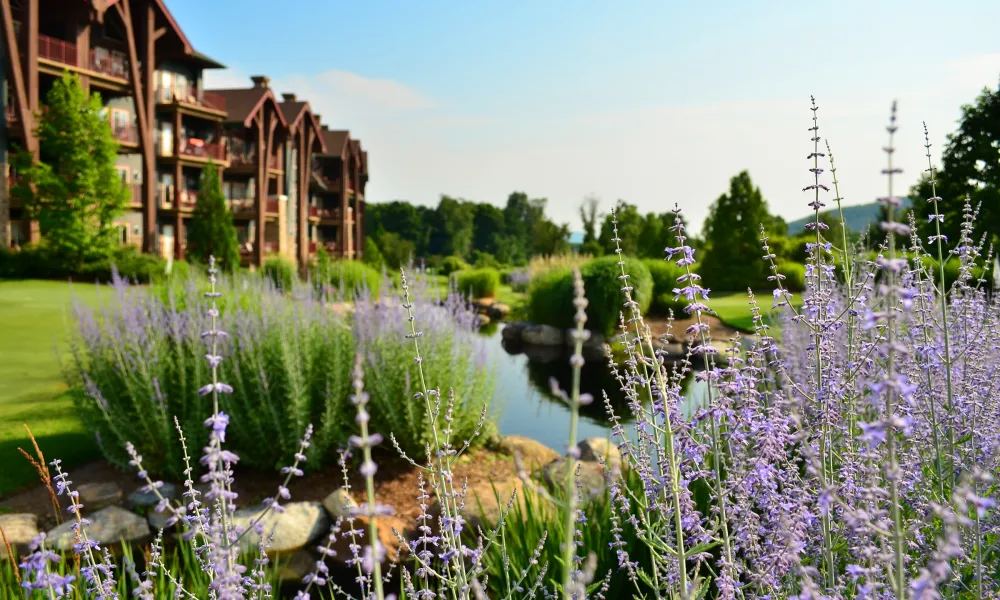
<box><xmin>97</xmin><ymin>0</ymin><xmax>192</xmax><ymax>56</ymax></box>
<box><xmin>319</xmin><ymin>129</ymin><xmax>351</xmax><ymax>158</ymax></box>
<box><xmin>279</xmin><ymin>101</ymin><xmax>327</xmax><ymax>153</ymax></box>
<box><xmin>209</xmin><ymin>86</ymin><xmax>288</xmax><ymax>129</ymax></box>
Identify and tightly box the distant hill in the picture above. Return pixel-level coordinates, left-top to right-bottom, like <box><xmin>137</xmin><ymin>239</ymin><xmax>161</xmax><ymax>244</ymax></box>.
<box><xmin>786</xmin><ymin>197</ymin><xmax>913</xmax><ymax>235</ymax></box>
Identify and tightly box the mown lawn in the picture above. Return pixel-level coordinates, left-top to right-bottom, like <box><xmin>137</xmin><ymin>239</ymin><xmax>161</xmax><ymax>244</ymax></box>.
<box><xmin>0</xmin><ymin>280</ymin><xmax>107</xmax><ymax>496</ymax></box>
<box><xmin>711</xmin><ymin>289</ymin><xmax>802</xmax><ymax>332</ymax></box>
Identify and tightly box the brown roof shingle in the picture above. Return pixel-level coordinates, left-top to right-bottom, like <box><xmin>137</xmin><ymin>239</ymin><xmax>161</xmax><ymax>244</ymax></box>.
<box><xmin>319</xmin><ymin>129</ymin><xmax>350</xmax><ymax>158</ymax></box>
<box><xmin>209</xmin><ymin>87</ymin><xmax>287</xmax><ymax>128</ymax></box>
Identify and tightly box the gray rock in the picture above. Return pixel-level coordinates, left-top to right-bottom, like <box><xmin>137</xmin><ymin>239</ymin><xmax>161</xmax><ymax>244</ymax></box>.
<box><xmin>147</xmin><ymin>509</ymin><xmax>172</xmax><ymax>532</ymax></box>
<box><xmin>322</xmin><ymin>489</ymin><xmax>356</xmax><ymax>520</ymax></box>
<box><xmin>46</xmin><ymin>506</ymin><xmax>151</xmax><ymax>551</ymax></box>
<box><xmin>0</xmin><ymin>513</ymin><xmax>39</xmax><ymax>556</ymax></box>
<box><xmin>501</xmin><ymin>321</ymin><xmax>530</xmax><ymax>342</ymax></box>
<box><xmin>231</xmin><ymin>501</ymin><xmax>328</xmax><ymax>554</ymax></box>
<box><xmin>566</xmin><ymin>329</ymin><xmax>608</xmax><ymax>360</ymax></box>
<box><xmin>521</xmin><ymin>324</ymin><xmax>564</xmax><ymax>346</ymax></box>
<box><xmin>541</xmin><ymin>459</ymin><xmax>607</xmax><ymax>502</ymax></box>
<box><xmin>577</xmin><ymin>437</ymin><xmax>622</xmax><ymax>471</ymax></box>
<box><xmin>127</xmin><ymin>482</ymin><xmax>177</xmax><ymax>510</ymax></box>
<box><xmin>521</xmin><ymin>343</ymin><xmax>562</xmax><ymax>364</ymax></box>
<box><xmin>77</xmin><ymin>482</ymin><xmax>123</xmax><ymax>511</ymax></box>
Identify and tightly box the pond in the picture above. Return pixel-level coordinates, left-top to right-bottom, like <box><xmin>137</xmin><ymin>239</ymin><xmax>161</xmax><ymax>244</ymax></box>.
<box><xmin>483</xmin><ymin>323</ymin><xmax>710</xmax><ymax>451</ymax></box>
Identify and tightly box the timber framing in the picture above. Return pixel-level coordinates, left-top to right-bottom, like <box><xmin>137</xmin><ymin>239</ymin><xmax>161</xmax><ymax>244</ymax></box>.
<box><xmin>3</xmin><ymin>0</ymin><xmax>369</xmax><ymax>273</ymax></box>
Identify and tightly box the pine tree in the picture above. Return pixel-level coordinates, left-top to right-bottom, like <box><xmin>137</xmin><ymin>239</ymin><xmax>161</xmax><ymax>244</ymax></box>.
<box><xmin>12</xmin><ymin>73</ymin><xmax>128</xmax><ymax>265</ymax></box>
<box><xmin>186</xmin><ymin>160</ymin><xmax>241</xmax><ymax>271</ymax></box>
<box><xmin>701</xmin><ymin>170</ymin><xmax>779</xmax><ymax>290</ymax></box>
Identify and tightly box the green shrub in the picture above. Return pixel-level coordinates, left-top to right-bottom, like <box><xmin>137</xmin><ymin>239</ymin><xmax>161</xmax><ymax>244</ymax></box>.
<box><xmin>313</xmin><ymin>256</ymin><xmax>382</xmax><ymax>297</ymax></box>
<box><xmin>471</xmin><ymin>250</ymin><xmax>500</xmax><ymax>269</ymax></box>
<box><xmin>0</xmin><ymin>243</ymin><xmax>166</xmax><ymax>282</ymax></box>
<box><xmin>776</xmin><ymin>261</ymin><xmax>807</xmax><ymax>292</ymax></box>
<box><xmin>528</xmin><ymin>256</ymin><xmax>653</xmax><ymax>336</ymax></box>
<box><xmin>262</xmin><ymin>255</ymin><xmax>296</xmax><ymax>292</ymax></box>
<box><xmin>439</xmin><ymin>255</ymin><xmax>469</xmax><ymax>276</ymax></box>
<box><xmin>643</xmin><ymin>259</ymin><xmax>687</xmax><ymax>316</ymax></box>
<box><xmin>453</xmin><ymin>268</ymin><xmax>501</xmax><ymax>299</ymax></box>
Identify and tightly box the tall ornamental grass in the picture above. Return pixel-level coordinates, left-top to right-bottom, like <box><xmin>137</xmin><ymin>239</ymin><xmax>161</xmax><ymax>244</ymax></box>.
<box><xmin>10</xmin><ymin>99</ymin><xmax>1000</xmax><ymax>600</ymax></box>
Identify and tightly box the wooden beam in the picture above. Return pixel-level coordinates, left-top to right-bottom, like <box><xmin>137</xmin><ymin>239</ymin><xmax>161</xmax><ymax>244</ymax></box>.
<box><xmin>0</xmin><ymin>0</ymin><xmax>36</xmax><ymax>154</ymax></box>
<box><xmin>153</xmin><ymin>26</ymin><xmax>168</xmax><ymax>41</ymax></box>
<box><xmin>297</xmin><ymin>129</ymin><xmax>309</xmax><ymax>269</ymax></box>
<box><xmin>73</xmin><ymin>21</ymin><xmax>91</xmax><ymax>94</ymax></box>
<box><xmin>23</xmin><ymin>0</ymin><xmax>37</xmax><ymax>138</ymax></box>
<box><xmin>172</xmin><ymin>109</ymin><xmax>181</xmax><ymax>259</ymax></box>
<box><xmin>255</xmin><ymin>117</ymin><xmax>266</xmax><ymax>267</ymax></box>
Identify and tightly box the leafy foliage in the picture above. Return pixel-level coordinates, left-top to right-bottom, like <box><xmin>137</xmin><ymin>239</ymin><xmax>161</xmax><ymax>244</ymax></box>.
<box><xmin>261</xmin><ymin>255</ymin><xmax>296</xmax><ymax>291</ymax></box>
<box><xmin>11</xmin><ymin>73</ymin><xmax>127</xmax><ymax>267</ymax></box>
<box><xmin>185</xmin><ymin>162</ymin><xmax>240</xmax><ymax>272</ymax></box>
<box><xmin>700</xmin><ymin>170</ymin><xmax>785</xmax><ymax>290</ymax></box>
<box><xmin>453</xmin><ymin>268</ymin><xmax>501</xmax><ymax>299</ymax></box>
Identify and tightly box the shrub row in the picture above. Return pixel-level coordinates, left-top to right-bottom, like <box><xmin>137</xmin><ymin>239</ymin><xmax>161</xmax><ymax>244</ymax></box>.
<box><xmin>452</xmin><ymin>268</ymin><xmax>501</xmax><ymax>299</ymax></box>
<box><xmin>0</xmin><ymin>244</ymin><xmax>166</xmax><ymax>283</ymax></box>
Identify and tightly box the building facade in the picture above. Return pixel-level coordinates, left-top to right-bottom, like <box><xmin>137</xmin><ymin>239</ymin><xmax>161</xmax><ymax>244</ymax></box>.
<box><xmin>1</xmin><ymin>0</ymin><xmax>367</xmax><ymax>268</ymax></box>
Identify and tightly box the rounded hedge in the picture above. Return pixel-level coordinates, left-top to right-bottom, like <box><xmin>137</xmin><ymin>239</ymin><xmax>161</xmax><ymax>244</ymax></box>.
<box><xmin>528</xmin><ymin>256</ymin><xmax>653</xmax><ymax>337</ymax></box>
<box><xmin>316</xmin><ymin>259</ymin><xmax>382</xmax><ymax>296</ymax></box>
<box><xmin>643</xmin><ymin>259</ymin><xmax>687</xmax><ymax>316</ymax></box>
<box><xmin>440</xmin><ymin>256</ymin><xmax>469</xmax><ymax>276</ymax></box>
<box><xmin>776</xmin><ymin>261</ymin><xmax>806</xmax><ymax>292</ymax></box>
<box><xmin>453</xmin><ymin>268</ymin><xmax>501</xmax><ymax>299</ymax></box>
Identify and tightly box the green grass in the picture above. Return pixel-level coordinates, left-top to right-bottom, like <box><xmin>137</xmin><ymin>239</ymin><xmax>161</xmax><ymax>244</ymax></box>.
<box><xmin>0</xmin><ymin>280</ymin><xmax>107</xmax><ymax>496</ymax></box>
<box><xmin>710</xmin><ymin>289</ymin><xmax>802</xmax><ymax>332</ymax></box>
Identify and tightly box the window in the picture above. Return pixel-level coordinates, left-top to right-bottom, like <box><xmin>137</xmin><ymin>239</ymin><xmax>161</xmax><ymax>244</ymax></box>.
<box><xmin>117</xmin><ymin>224</ymin><xmax>128</xmax><ymax>245</ymax></box>
<box><xmin>160</xmin><ymin>122</ymin><xmax>173</xmax><ymax>156</ymax></box>
<box><xmin>110</xmin><ymin>108</ymin><xmax>130</xmax><ymax>131</ymax></box>
<box><xmin>116</xmin><ymin>166</ymin><xmax>129</xmax><ymax>184</ymax></box>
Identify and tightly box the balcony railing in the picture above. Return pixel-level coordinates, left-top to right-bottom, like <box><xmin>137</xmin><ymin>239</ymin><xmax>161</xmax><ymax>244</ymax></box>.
<box><xmin>38</xmin><ymin>34</ymin><xmax>129</xmax><ymax>80</ymax></box>
<box><xmin>112</xmin><ymin>122</ymin><xmax>138</xmax><ymax>144</ymax></box>
<box><xmin>155</xmin><ymin>86</ymin><xmax>227</xmax><ymax>112</ymax></box>
<box><xmin>308</xmin><ymin>241</ymin><xmax>318</xmax><ymax>253</ymax></box>
<box><xmin>263</xmin><ymin>241</ymin><xmax>278</xmax><ymax>254</ymax></box>
<box><xmin>178</xmin><ymin>138</ymin><xmax>227</xmax><ymax>161</ymax></box>
<box><xmin>90</xmin><ymin>47</ymin><xmax>129</xmax><ymax>79</ymax></box>
<box><xmin>229</xmin><ymin>198</ymin><xmax>255</xmax><ymax>215</ymax></box>
<box><xmin>265</xmin><ymin>196</ymin><xmax>280</xmax><ymax>214</ymax></box>
<box><xmin>38</xmin><ymin>34</ymin><xmax>77</xmax><ymax>66</ymax></box>
<box><xmin>307</xmin><ymin>205</ymin><xmax>319</xmax><ymax>218</ymax></box>
<box><xmin>316</xmin><ymin>207</ymin><xmax>342</xmax><ymax>221</ymax></box>
<box><xmin>179</xmin><ymin>189</ymin><xmax>198</xmax><ymax>210</ymax></box>
<box><xmin>5</xmin><ymin>103</ymin><xmax>16</xmax><ymax>123</ymax></box>
<box><xmin>229</xmin><ymin>152</ymin><xmax>255</xmax><ymax>168</ymax></box>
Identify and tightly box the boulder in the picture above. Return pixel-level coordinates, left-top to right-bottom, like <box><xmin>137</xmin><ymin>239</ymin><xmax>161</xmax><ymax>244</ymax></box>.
<box><xmin>127</xmin><ymin>482</ymin><xmax>177</xmax><ymax>510</ymax></box>
<box><xmin>147</xmin><ymin>509</ymin><xmax>172</xmax><ymax>532</ymax></box>
<box><xmin>577</xmin><ymin>437</ymin><xmax>622</xmax><ymax>471</ymax></box>
<box><xmin>521</xmin><ymin>324</ymin><xmax>564</xmax><ymax>346</ymax></box>
<box><xmin>322</xmin><ymin>489</ymin><xmax>356</xmax><ymax>520</ymax></box>
<box><xmin>487</xmin><ymin>303</ymin><xmax>511</xmax><ymax>321</ymax></box>
<box><xmin>496</xmin><ymin>435</ymin><xmax>559</xmax><ymax>471</ymax></box>
<box><xmin>501</xmin><ymin>321</ymin><xmax>530</xmax><ymax>342</ymax></box>
<box><xmin>476</xmin><ymin>314</ymin><xmax>491</xmax><ymax>326</ymax></box>
<box><xmin>46</xmin><ymin>506</ymin><xmax>150</xmax><ymax>551</ymax></box>
<box><xmin>520</xmin><ymin>343</ymin><xmax>563</xmax><ymax>364</ymax></box>
<box><xmin>231</xmin><ymin>501</ymin><xmax>329</xmax><ymax>554</ymax></box>
<box><xmin>77</xmin><ymin>481</ymin><xmax>123</xmax><ymax>512</ymax></box>
<box><xmin>541</xmin><ymin>459</ymin><xmax>607</xmax><ymax>503</ymax></box>
<box><xmin>0</xmin><ymin>513</ymin><xmax>39</xmax><ymax>557</ymax></box>
<box><xmin>329</xmin><ymin>514</ymin><xmax>408</xmax><ymax>567</ymax></box>
<box><xmin>273</xmin><ymin>548</ymin><xmax>317</xmax><ymax>582</ymax></box>
<box><xmin>429</xmin><ymin>475</ymin><xmax>532</xmax><ymax>534</ymax></box>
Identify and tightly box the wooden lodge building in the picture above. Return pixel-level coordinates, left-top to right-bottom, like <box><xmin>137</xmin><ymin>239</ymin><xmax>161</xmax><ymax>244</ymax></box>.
<box><xmin>0</xmin><ymin>0</ymin><xmax>367</xmax><ymax>266</ymax></box>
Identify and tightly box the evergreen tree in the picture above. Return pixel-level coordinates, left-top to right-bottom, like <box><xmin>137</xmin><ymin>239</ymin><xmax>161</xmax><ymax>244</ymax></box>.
<box><xmin>12</xmin><ymin>73</ymin><xmax>127</xmax><ymax>266</ymax></box>
<box><xmin>186</xmin><ymin>161</ymin><xmax>240</xmax><ymax>271</ymax></box>
<box><xmin>912</xmin><ymin>84</ymin><xmax>1000</xmax><ymax>247</ymax></box>
<box><xmin>700</xmin><ymin>170</ymin><xmax>777</xmax><ymax>290</ymax></box>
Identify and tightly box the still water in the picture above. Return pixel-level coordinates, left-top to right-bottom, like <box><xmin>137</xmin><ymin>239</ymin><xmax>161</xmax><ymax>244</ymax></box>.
<box><xmin>483</xmin><ymin>323</ymin><xmax>709</xmax><ymax>451</ymax></box>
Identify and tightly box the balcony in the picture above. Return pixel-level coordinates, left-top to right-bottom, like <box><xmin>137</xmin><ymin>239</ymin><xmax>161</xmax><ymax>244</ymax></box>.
<box><xmin>179</xmin><ymin>189</ymin><xmax>198</xmax><ymax>211</ymax></box>
<box><xmin>156</xmin><ymin>186</ymin><xmax>198</xmax><ymax>210</ymax></box>
<box><xmin>112</xmin><ymin>122</ymin><xmax>138</xmax><ymax>145</ymax></box>
<box><xmin>38</xmin><ymin>34</ymin><xmax>129</xmax><ymax>82</ymax></box>
<box><xmin>5</xmin><ymin>103</ymin><xmax>16</xmax><ymax>124</ymax></box>
<box><xmin>229</xmin><ymin>197</ymin><xmax>255</xmax><ymax>216</ymax></box>
<box><xmin>178</xmin><ymin>137</ymin><xmax>227</xmax><ymax>162</ymax></box>
<box><xmin>308</xmin><ymin>241</ymin><xmax>318</xmax><ymax>253</ymax></box>
<box><xmin>263</xmin><ymin>241</ymin><xmax>278</xmax><ymax>254</ymax></box>
<box><xmin>265</xmin><ymin>196</ymin><xmax>280</xmax><ymax>215</ymax></box>
<box><xmin>229</xmin><ymin>152</ymin><xmax>256</xmax><ymax>169</ymax></box>
<box><xmin>307</xmin><ymin>205</ymin><xmax>319</xmax><ymax>219</ymax></box>
<box><xmin>155</xmin><ymin>86</ymin><xmax>227</xmax><ymax>114</ymax></box>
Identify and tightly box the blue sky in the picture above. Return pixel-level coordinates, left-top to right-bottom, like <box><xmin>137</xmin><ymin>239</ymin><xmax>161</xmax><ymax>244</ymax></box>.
<box><xmin>169</xmin><ymin>0</ymin><xmax>1000</xmax><ymax>233</ymax></box>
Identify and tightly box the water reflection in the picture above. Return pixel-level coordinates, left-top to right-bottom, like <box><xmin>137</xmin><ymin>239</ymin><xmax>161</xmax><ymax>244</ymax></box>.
<box><xmin>485</xmin><ymin>324</ymin><xmax>709</xmax><ymax>451</ymax></box>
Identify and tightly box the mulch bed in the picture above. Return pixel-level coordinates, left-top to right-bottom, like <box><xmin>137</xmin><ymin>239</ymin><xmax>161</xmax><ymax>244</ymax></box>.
<box><xmin>0</xmin><ymin>446</ymin><xmax>518</xmax><ymax>532</ymax></box>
